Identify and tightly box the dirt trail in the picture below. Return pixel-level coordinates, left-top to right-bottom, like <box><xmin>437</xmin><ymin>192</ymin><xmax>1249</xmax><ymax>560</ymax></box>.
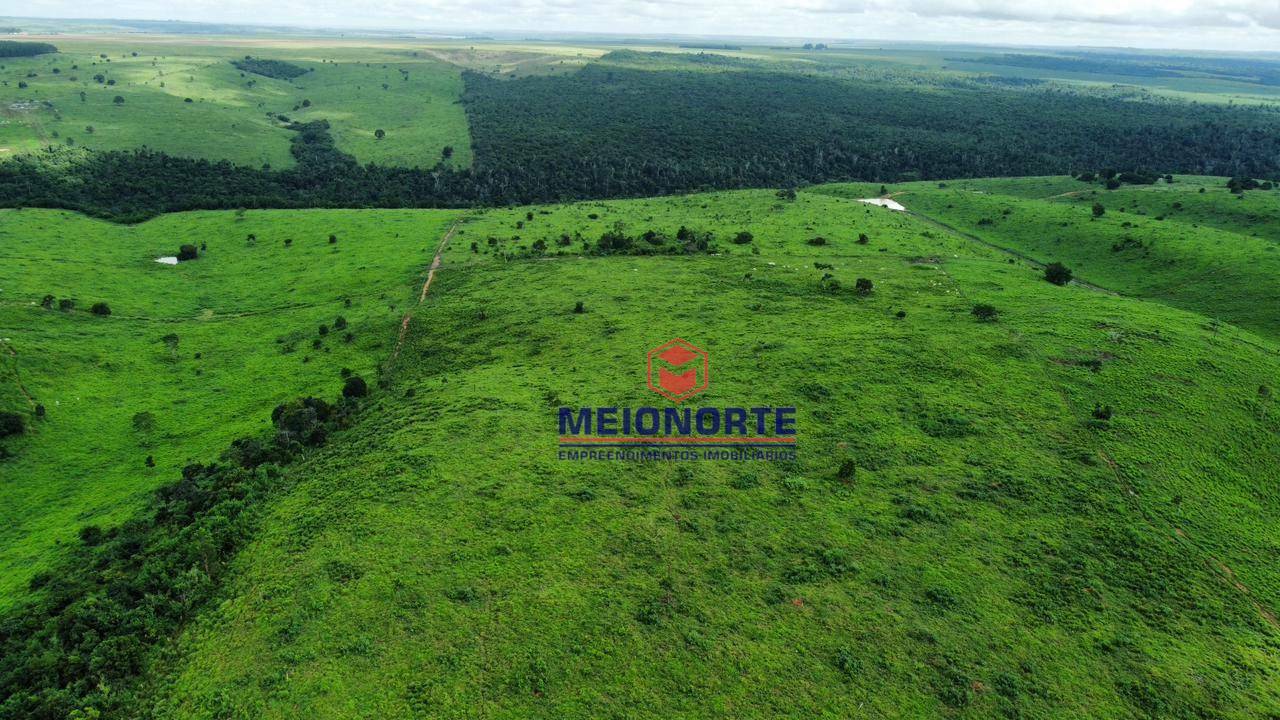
<box><xmin>886</xmin><ymin>195</ymin><xmax>1120</xmax><ymax>296</ymax></box>
<box><xmin>2</xmin><ymin>343</ymin><xmax>37</xmax><ymax>409</ymax></box>
<box><xmin>391</xmin><ymin>219</ymin><xmax>460</xmax><ymax>361</ymax></box>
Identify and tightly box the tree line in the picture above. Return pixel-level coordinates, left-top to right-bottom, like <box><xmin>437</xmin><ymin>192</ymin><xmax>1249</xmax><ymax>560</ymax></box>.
<box><xmin>2</xmin><ymin>55</ymin><xmax>1280</xmax><ymax>221</ymax></box>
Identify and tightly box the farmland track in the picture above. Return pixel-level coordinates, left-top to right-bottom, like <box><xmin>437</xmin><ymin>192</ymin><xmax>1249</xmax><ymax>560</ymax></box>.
<box><xmin>391</xmin><ymin>218</ymin><xmax>460</xmax><ymax>361</ymax></box>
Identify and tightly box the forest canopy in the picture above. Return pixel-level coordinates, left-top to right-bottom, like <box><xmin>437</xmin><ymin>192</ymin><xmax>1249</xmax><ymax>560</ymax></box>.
<box><xmin>2</xmin><ymin>52</ymin><xmax>1280</xmax><ymax>220</ymax></box>
<box><xmin>0</xmin><ymin>41</ymin><xmax>57</xmax><ymax>57</ymax></box>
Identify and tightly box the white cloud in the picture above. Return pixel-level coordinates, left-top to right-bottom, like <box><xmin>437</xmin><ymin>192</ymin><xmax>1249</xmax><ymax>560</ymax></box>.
<box><xmin>11</xmin><ymin>0</ymin><xmax>1280</xmax><ymax>51</ymax></box>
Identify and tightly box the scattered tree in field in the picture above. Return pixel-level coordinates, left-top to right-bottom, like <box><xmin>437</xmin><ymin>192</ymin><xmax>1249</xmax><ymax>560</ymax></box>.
<box><xmin>90</xmin><ymin>302</ymin><xmax>111</xmax><ymax>316</ymax></box>
<box><xmin>177</xmin><ymin>244</ymin><xmax>198</xmax><ymax>261</ymax></box>
<box><xmin>1044</xmin><ymin>262</ymin><xmax>1073</xmax><ymax>286</ymax></box>
<box><xmin>836</xmin><ymin>459</ymin><xmax>855</xmax><ymax>483</ymax></box>
<box><xmin>328</xmin><ymin>234</ymin><xmax>337</xmax><ymax>244</ymax></box>
<box><xmin>374</xmin><ymin>128</ymin><xmax>385</xmax><ymax>140</ymax></box>
<box><xmin>40</xmin><ymin>294</ymin><xmax>54</xmax><ymax>309</ymax></box>
<box><xmin>857</xmin><ymin>233</ymin><xmax>869</xmax><ymax>245</ymax></box>
<box><xmin>776</xmin><ymin>188</ymin><xmax>796</xmax><ymax>201</ymax></box>
<box><xmin>971</xmin><ymin>303</ymin><xmax>999</xmax><ymax>322</ymax></box>
<box><xmin>1092</xmin><ymin>203</ymin><xmax>1105</xmax><ymax>218</ymax></box>
<box><xmin>1092</xmin><ymin>404</ymin><xmax>1114</xmax><ymax>421</ymax></box>
<box><xmin>58</xmin><ymin>298</ymin><xmax>75</xmax><ymax>311</ymax></box>
<box><xmin>441</xmin><ymin>145</ymin><xmax>454</xmax><ymax>159</ymax></box>
<box><xmin>854</xmin><ymin>278</ymin><xmax>874</xmax><ymax>295</ymax></box>
<box><xmin>807</xmin><ymin>236</ymin><xmax>827</xmax><ymax>246</ymax></box>
<box><xmin>573</xmin><ymin>301</ymin><xmax>585</xmax><ymax>314</ymax></box>
<box><xmin>733</xmin><ymin>231</ymin><xmax>754</xmax><ymax>244</ymax></box>
<box><xmin>0</xmin><ymin>411</ymin><xmax>23</xmax><ymax>438</ymax></box>
<box><xmin>112</xmin><ymin>95</ymin><xmax>124</xmax><ymax>105</ymax></box>
<box><xmin>342</xmin><ymin>375</ymin><xmax>368</xmax><ymax>398</ymax></box>
<box><xmin>333</xmin><ymin>316</ymin><xmax>347</xmax><ymax>330</ymax></box>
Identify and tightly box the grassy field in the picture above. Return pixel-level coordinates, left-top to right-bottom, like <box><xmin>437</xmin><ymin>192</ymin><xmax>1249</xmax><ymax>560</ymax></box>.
<box><xmin>0</xmin><ymin>38</ymin><xmax>472</xmax><ymax>167</ymax></box>
<box><xmin>0</xmin><ymin>207</ymin><xmax>458</xmax><ymax>604</ymax></box>
<box><xmin>2</xmin><ymin>180</ymin><xmax>1279</xmax><ymax>718</ymax></box>
<box><xmin>869</xmin><ymin>177</ymin><xmax>1280</xmax><ymax>340</ymax></box>
<box><xmin>94</xmin><ymin>186</ymin><xmax>1276</xmax><ymax>719</ymax></box>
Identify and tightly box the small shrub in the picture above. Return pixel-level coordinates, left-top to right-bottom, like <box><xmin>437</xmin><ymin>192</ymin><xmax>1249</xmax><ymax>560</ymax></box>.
<box><xmin>1092</xmin><ymin>404</ymin><xmax>1113</xmax><ymax>421</ymax></box>
<box><xmin>971</xmin><ymin>303</ymin><xmax>999</xmax><ymax>322</ymax></box>
<box><xmin>0</xmin><ymin>411</ymin><xmax>24</xmax><ymax>438</ymax></box>
<box><xmin>333</xmin><ymin>316</ymin><xmax>348</xmax><ymax>330</ymax></box>
<box><xmin>836</xmin><ymin>459</ymin><xmax>856</xmax><ymax>483</ymax></box>
<box><xmin>854</xmin><ymin>278</ymin><xmax>873</xmax><ymax>296</ymax></box>
<box><xmin>1044</xmin><ymin>262</ymin><xmax>1073</xmax><ymax>286</ymax></box>
<box><xmin>733</xmin><ymin>231</ymin><xmax>754</xmax><ymax>245</ymax></box>
<box><xmin>857</xmin><ymin>233</ymin><xmax>869</xmax><ymax>245</ymax></box>
<box><xmin>131</xmin><ymin>411</ymin><xmax>155</xmax><ymax>432</ymax></box>
<box><xmin>573</xmin><ymin>301</ymin><xmax>585</xmax><ymax>314</ymax></box>
<box><xmin>177</xmin><ymin>244</ymin><xmax>198</xmax><ymax>261</ymax></box>
<box><xmin>58</xmin><ymin>298</ymin><xmax>75</xmax><ymax>311</ymax></box>
<box><xmin>342</xmin><ymin>375</ymin><xmax>368</xmax><ymax>398</ymax></box>
<box><xmin>1092</xmin><ymin>203</ymin><xmax>1105</xmax><ymax>217</ymax></box>
<box><xmin>328</xmin><ymin>234</ymin><xmax>337</xmax><ymax>244</ymax></box>
<box><xmin>90</xmin><ymin>302</ymin><xmax>111</xmax><ymax>316</ymax></box>
<box><xmin>78</xmin><ymin>525</ymin><xmax>105</xmax><ymax>545</ymax></box>
<box><xmin>806</xmin><ymin>236</ymin><xmax>827</xmax><ymax>246</ymax></box>
<box><xmin>40</xmin><ymin>294</ymin><xmax>54</xmax><ymax>308</ymax></box>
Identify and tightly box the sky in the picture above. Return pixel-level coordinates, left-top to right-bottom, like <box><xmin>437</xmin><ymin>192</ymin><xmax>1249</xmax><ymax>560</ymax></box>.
<box><xmin>10</xmin><ymin>0</ymin><xmax>1280</xmax><ymax>52</ymax></box>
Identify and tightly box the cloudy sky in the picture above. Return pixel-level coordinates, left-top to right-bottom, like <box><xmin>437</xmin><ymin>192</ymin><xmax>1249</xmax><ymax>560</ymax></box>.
<box><xmin>12</xmin><ymin>0</ymin><xmax>1280</xmax><ymax>51</ymax></box>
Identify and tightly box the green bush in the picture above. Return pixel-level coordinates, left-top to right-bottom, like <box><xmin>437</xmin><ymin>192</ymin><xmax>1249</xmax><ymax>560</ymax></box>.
<box><xmin>1044</xmin><ymin>262</ymin><xmax>1073</xmax><ymax>286</ymax></box>
<box><xmin>971</xmin><ymin>303</ymin><xmax>999</xmax><ymax>322</ymax></box>
<box><xmin>0</xmin><ymin>411</ymin><xmax>24</xmax><ymax>438</ymax></box>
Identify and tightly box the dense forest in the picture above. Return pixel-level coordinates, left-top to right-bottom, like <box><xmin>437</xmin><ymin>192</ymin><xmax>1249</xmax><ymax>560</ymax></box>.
<box><xmin>2</xmin><ymin>53</ymin><xmax>1280</xmax><ymax>220</ymax></box>
<box><xmin>960</xmin><ymin>51</ymin><xmax>1280</xmax><ymax>86</ymax></box>
<box><xmin>0</xmin><ymin>41</ymin><xmax>57</xmax><ymax>57</ymax></box>
<box><xmin>230</xmin><ymin>56</ymin><xmax>309</xmax><ymax>80</ymax></box>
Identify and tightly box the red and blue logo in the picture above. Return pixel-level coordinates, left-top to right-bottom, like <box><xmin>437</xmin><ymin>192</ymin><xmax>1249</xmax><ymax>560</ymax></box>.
<box><xmin>558</xmin><ymin>339</ymin><xmax>796</xmax><ymax>460</ymax></box>
<box><xmin>647</xmin><ymin>338</ymin><xmax>709</xmax><ymax>403</ymax></box>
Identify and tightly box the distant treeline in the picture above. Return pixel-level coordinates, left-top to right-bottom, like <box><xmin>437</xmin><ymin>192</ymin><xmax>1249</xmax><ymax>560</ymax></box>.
<box><xmin>957</xmin><ymin>52</ymin><xmax>1280</xmax><ymax>87</ymax></box>
<box><xmin>678</xmin><ymin>43</ymin><xmax>742</xmax><ymax>50</ymax></box>
<box><xmin>230</xmin><ymin>56</ymin><xmax>309</xmax><ymax>80</ymax></box>
<box><xmin>3</xmin><ymin>54</ymin><xmax>1280</xmax><ymax>220</ymax></box>
<box><xmin>0</xmin><ymin>41</ymin><xmax>56</xmax><ymax>57</ymax></box>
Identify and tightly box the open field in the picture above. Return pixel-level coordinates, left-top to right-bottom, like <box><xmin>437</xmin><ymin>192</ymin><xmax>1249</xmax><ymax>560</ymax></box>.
<box><xmin>0</xmin><ymin>207</ymin><xmax>458</xmax><ymax>604</ymax></box>
<box><xmin>2</xmin><ymin>180</ymin><xmax>1278</xmax><ymax>717</ymax></box>
<box><xmin>2</xmin><ymin>21</ymin><xmax>1280</xmax><ymax>718</ymax></box>
<box><xmin>0</xmin><ymin>37</ymin><xmax>472</xmax><ymax>167</ymax></box>
<box><xmin>140</xmin><ymin>186</ymin><xmax>1280</xmax><ymax>719</ymax></box>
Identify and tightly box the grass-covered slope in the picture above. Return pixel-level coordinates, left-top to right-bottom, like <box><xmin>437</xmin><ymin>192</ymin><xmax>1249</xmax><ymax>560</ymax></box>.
<box><xmin>146</xmin><ymin>190</ymin><xmax>1280</xmax><ymax>718</ymax></box>
<box><xmin>0</xmin><ymin>208</ymin><xmax>457</xmax><ymax>604</ymax></box>
<box><xmin>871</xmin><ymin>177</ymin><xmax>1280</xmax><ymax>339</ymax></box>
<box><xmin>0</xmin><ymin>40</ymin><xmax>471</xmax><ymax>168</ymax></box>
